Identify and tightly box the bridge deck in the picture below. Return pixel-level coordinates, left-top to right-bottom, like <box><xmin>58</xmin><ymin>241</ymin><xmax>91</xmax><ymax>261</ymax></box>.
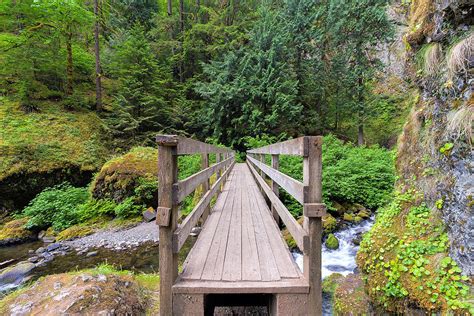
<box><xmin>173</xmin><ymin>163</ymin><xmax>308</xmax><ymax>294</ymax></box>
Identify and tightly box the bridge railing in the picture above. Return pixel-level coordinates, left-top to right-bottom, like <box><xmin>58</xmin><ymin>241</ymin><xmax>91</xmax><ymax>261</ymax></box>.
<box><xmin>156</xmin><ymin>135</ymin><xmax>235</xmax><ymax>316</ymax></box>
<box><xmin>246</xmin><ymin>136</ymin><xmax>325</xmax><ymax>313</ymax></box>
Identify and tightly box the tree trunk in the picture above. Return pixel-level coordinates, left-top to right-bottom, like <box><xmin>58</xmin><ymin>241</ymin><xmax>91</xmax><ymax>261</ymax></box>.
<box><xmin>357</xmin><ymin>75</ymin><xmax>364</xmax><ymax>146</ymax></box>
<box><xmin>167</xmin><ymin>0</ymin><xmax>172</xmax><ymax>16</ymax></box>
<box><xmin>94</xmin><ymin>0</ymin><xmax>102</xmax><ymax>111</ymax></box>
<box><xmin>179</xmin><ymin>0</ymin><xmax>184</xmax><ymax>32</ymax></box>
<box><xmin>66</xmin><ymin>29</ymin><xmax>73</xmax><ymax>96</ymax></box>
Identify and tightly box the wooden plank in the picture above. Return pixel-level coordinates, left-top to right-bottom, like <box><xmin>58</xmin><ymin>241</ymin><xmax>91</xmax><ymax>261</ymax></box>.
<box><xmin>173</xmin><ymin>161</ymin><xmax>235</xmax><ymax>253</ymax></box>
<box><xmin>173</xmin><ymin>278</ymin><xmax>310</xmax><ymax>294</ymax></box>
<box><xmin>156</xmin><ymin>135</ymin><xmax>233</xmax><ymax>155</ymax></box>
<box><xmin>251</xmin><ymin>179</ymin><xmax>300</xmax><ymax>279</ymax></box>
<box><xmin>247</xmin><ymin>160</ymin><xmax>308</xmax><ymax>253</ymax></box>
<box><xmin>174</xmin><ymin>156</ymin><xmax>234</xmax><ymax>203</ymax></box>
<box><xmin>247</xmin><ymin>155</ymin><xmax>305</xmax><ymax>204</ymax></box>
<box><xmin>241</xmin><ymin>170</ymin><xmax>261</xmax><ymax>281</ymax></box>
<box><xmin>179</xmin><ymin>171</ymin><xmax>233</xmax><ymax>280</ymax></box>
<box><xmin>248</xmin><ymin>183</ymin><xmax>280</xmax><ymax>281</ymax></box>
<box><xmin>157</xmin><ymin>145</ymin><xmax>178</xmax><ymax>316</ymax></box>
<box><xmin>247</xmin><ymin>137</ymin><xmax>308</xmax><ymax>156</ymax></box>
<box><xmin>222</xmin><ymin>171</ymin><xmax>242</xmax><ymax>281</ymax></box>
<box><xmin>200</xmin><ymin>168</ymin><xmax>238</xmax><ymax>280</ymax></box>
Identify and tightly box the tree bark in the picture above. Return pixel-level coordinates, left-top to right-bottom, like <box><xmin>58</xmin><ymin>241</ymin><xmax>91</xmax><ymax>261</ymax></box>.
<box><xmin>167</xmin><ymin>0</ymin><xmax>172</xmax><ymax>16</ymax></box>
<box><xmin>357</xmin><ymin>75</ymin><xmax>364</xmax><ymax>146</ymax></box>
<box><xmin>179</xmin><ymin>0</ymin><xmax>184</xmax><ymax>32</ymax></box>
<box><xmin>66</xmin><ymin>29</ymin><xmax>73</xmax><ymax>96</ymax></box>
<box><xmin>94</xmin><ymin>0</ymin><xmax>102</xmax><ymax>111</ymax></box>
<box><xmin>358</xmin><ymin>124</ymin><xmax>364</xmax><ymax>146</ymax></box>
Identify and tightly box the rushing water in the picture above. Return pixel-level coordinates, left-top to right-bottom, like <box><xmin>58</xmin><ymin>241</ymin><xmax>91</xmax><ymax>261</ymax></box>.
<box><xmin>292</xmin><ymin>217</ymin><xmax>375</xmax><ymax>315</ymax></box>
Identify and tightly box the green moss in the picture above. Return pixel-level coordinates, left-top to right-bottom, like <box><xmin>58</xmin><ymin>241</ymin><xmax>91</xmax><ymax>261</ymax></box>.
<box><xmin>326</xmin><ymin>233</ymin><xmax>339</xmax><ymax>250</ymax></box>
<box><xmin>343</xmin><ymin>213</ymin><xmax>354</xmax><ymax>222</ymax></box>
<box><xmin>0</xmin><ymin>218</ymin><xmax>34</xmax><ymax>242</ymax></box>
<box><xmin>323</xmin><ymin>214</ymin><xmax>337</xmax><ymax>234</ymax></box>
<box><xmin>322</xmin><ymin>273</ymin><xmax>344</xmax><ymax>295</ymax></box>
<box><xmin>0</xmin><ymin>100</ymin><xmax>110</xmax><ymax>181</ymax></box>
<box><xmin>439</xmin><ymin>143</ymin><xmax>454</xmax><ymax>156</ymax></box>
<box><xmin>356</xmin><ymin>189</ymin><xmax>472</xmax><ymax>313</ymax></box>
<box><xmin>56</xmin><ymin>225</ymin><xmax>93</xmax><ymax>241</ymax></box>
<box><xmin>333</xmin><ymin>274</ymin><xmax>371</xmax><ymax>315</ymax></box>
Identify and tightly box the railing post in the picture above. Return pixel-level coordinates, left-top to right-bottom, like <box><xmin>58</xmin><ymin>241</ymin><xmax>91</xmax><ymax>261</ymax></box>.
<box><xmin>216</xmin><ymin>153</ymin><xmax>222</xmax><ymax>193</ymax></box>
<box><xmin>156</xmin><ymin>137</ymin><xmax>179</xmax><ymax>316</ymax></box>
<box><xmin>303</xmin><ymin>136</ymin><xmax>323</xmax><ymax>316</ymax></box>
<box><xmin>271</xmin><ymin>154</ymin><xmax>280</xmax><ymax>224</ymax></box>
<box><xmin>201</xmin><ymin>153</ymin><xmax>210</xmax><ymax>222</ymax></box>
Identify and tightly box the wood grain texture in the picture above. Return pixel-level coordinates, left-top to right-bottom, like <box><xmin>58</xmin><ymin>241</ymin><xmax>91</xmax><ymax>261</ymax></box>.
<box><xmin>247</xmin><ymin>155</ymin><xmax>305</xmax><ymax>204</ymax></box>
<box><xmin>156</xmin><ymin>135</ymin><xmax>234</xmax><ymax>155</ymax></box>
<box><xmin>247</xmin><ymin>137</ymin><xmax>308</xmax><ymax>156</ymax></box>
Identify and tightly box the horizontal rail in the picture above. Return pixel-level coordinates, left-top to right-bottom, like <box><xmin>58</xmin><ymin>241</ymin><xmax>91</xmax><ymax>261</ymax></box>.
<box><xmin>173</xmin><ymin>161</ymin><xmax>235</xmax><ymax>253</ymax></box>
<box><xmin>173</xmin><ymin>156</ymin><xmax>234</xmax><ymax>203</ymax></box>
<box><xmin>156</xmin><ymin>135</ymin><xmax>234</xmax><ymax>155</ymax></box>
<box><xmin>247</xmin><ymin>137</ymin><xmax>308</xmax><ymax>156</ymax></box>
<box><xmin>247</xmin><ymin>161</ymin><xmax>308</xmax><ymax>253</ymax></box>
<box><xmin>247</xmin><ymin>155</ymin><xmax>305</xmax><ymax>204</ymax></box>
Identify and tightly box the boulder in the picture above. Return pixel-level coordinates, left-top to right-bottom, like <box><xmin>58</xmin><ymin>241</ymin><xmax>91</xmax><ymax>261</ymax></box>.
<box><xmin>333</xmin><ymin>274</ymin><xmax>371</xmax><ymax>315</ymax></box>
<box><xmin>142</xmin><ymin>207</ymin><xmax>156</xmax><ymax>222</ymax></box>
<box><xmin>46</xmin><ymin>243</ymin><xmax>60</xmax><ymax>252</ymax></box>
<box><xmin>322</xmin><ymin>214</ymin><xmax>338</xmax><ymax>234</ymax></box>
<box><xmin>0</xmin><ymin>218</ymin><xmax>35</xmax><ymax>246</ymax></box>
<box><xmin>0</xmin><ymin>262</ymin><xmax>35</xmax><ymax>288</ymax></box>
<box><xmin>343</xmin><ymin>213</ymin><xmax>354</xmax><ymax>222</ymax></box>
<box><xmin>325</xmin><ymin>233</ymin><xmax>340</xmax><ymax>250</ymax></box>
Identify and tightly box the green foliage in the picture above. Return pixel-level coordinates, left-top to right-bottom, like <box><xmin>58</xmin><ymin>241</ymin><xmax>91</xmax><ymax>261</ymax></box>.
<box><xmin>22</xmin><ymin>183</ymin><xmax>90</xmax><ymax>231</ymax></box>
<box><xmin>439</xmin><ymin>143</ymin><xmax>454</xmax><ymax>156</ymax></box>
<box><xmin>357</xmin><ymin>189</ymin><xmax>472</xmax><ymax>313</ymax></box>
<box><xmin>113</xmin><ymin>197</ymin><xmax>144</xmax><ymax>218</ymax></box>
<box><xmin>76</xmin><ymin>198</ymin><xmax>117</xmax><ymax>221</ymax></box>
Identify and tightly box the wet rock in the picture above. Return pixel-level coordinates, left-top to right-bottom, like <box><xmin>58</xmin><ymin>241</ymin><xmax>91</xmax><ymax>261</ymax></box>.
<box><xmin>343</xmin><ymin>213</ymin><xmax>354</xmax><ymax>222</ymax></box>
<box><xmin>0</xmin><ymin>262</ymin><xmax>35</xmax><ymax>287</ymax></box>
<box><xmin>142</xmin><ymin>207</ymin><xmax>156</xmax><ymax>222</ymax></box>
<box><xmin>35</xmin><ymin>247</ymin><xmax>45</xmax><ymax>254</ymax></box>
<box><xmin>0</xmin><ymin>259</ymin><xmax>16</xmax><ymax>270</ymax></box>
<box><xmin>46</xmin><ymin>243</ymin><xmax>60</xmax><ymax>252</ymax></box>
<box><xmin>352</xmin><ymin>233</ymin><xmax>363</xmax><ymax>246</ymax></box>
<box><xmin>190</xmin><ymin>227</ymin><xmax>202</xmax><ymax>237</ymax></box>
<box><xmin>28</xmin><ymin>249</ymin><xmax>34</xmax><ymax>254</ymax></box>
<box><xmin>86</xmin><ymin>251</ymin><xmax>98</xmax><ymax>257</ymax></box>
<box><xmin>28</xmin><ymin>256</ymin><xmax>39</xmax><ymax>263</ymax></box>
<box><xmin>38</xmin><ymin>230</ymin><xmax>46</xmax><ymax>239</ymax></box>
<box><xmin>42</xmin><ymin>236</ymin><xmax>56</xmax><ymax>243</ymax></box>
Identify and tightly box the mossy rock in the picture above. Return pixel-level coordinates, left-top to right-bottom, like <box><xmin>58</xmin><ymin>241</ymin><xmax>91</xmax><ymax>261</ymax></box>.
<box><xmin>325</xmin><ymin>233</ymin><xmax>339</xmax><ymax>250</ymax></box>
<box><xmin>343</xmin><ymin>213</ymin><xmax>355</xmax><ymax>222</ymax></box>
<box><xmin>354</xmin><ymin>216</ymin><xmax>363</xmax><ymax>223</ymax></box>
<box><xmin>0</xmin><ymin>100</ymin><xmax>110</xmax><ymax>210</ymax></box>
<box><xmin>0</xmin><ymin>218</ymin><xmax>35</xmax><ymax>246</ymax></box>
<box><xmin>322</xmin><ymin>273</ymin><xmax>344</xmax><ymax>295</ymax></box>
<box><xmin>91</xmin><ymin>147</ymin><xmax>157</xmax><ymax>207</ymax></box>
<box><xmin>323</xmin><ymin>214</ymin><xmax>337</xmax><ymax>234</ymax></box>
<box><xmin>56</xmin><ymin>225</ymin><xmax>94</xmax><ymax>241</ymax></box>
<box><xmin>357</xmin><ymin>209</ymin><xmax>371</xmax><ymax>219</ymax></box>
<box><xmin>0</xmin><ymin>271</ymin><xmax>152</xmax><ymax>315</ymax></box>
<box><xmin>282</xmin><ymin>217</ymin><xmax>304</xmax><ymax>249</ymax></box>
<box><xmin>333</xmin><ymin>274</ymin><xmax>371</xmax><ymax>315</ymax></box>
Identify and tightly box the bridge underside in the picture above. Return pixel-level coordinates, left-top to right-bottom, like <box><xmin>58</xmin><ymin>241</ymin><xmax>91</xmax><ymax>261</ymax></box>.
<box><xmin>173</xmin><ymin>163</ymin><xmax>309</xmax><ymax>315</ymax></box>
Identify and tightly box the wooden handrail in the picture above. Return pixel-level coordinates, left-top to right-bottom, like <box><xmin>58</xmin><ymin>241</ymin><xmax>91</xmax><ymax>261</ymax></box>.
<box><xmin>173</xmin><ymin>156</ymin><xmax>234</xmax><ymax>203</ymax></box>
<box><xmin>247</xmin><ymin>161</ymin><xmax>308</xmax><ymax>252</ymax></box>
<box><xmin>156</xmin><ymin>135</ymin><xmax>234</xmax><ymax>155</ymax></box>
<box><xmin>247</xmin><ymin>155</ymin><xmax>305</xmax><ymax>204</ymax></box>
<box><xmin>156</xmin><ymin>135</ymin><xmax>235</xmax><ymax>316</ymax></box>
<box><xmin>173</xmin><ymin>160</ymin><xmax>235</xmax><ymax>253</ymax></box>
<box><xmin>247</xmin><ymin>137</ymin><xmax>308</xmax><ymax>156</ymax></box>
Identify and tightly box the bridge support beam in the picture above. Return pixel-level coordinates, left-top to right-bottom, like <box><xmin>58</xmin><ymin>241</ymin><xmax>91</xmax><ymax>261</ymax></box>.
<box><xmin>157</xmin><ymin>140</ymin><xmax>179</xmax><ymax>316</ymax></box>
<box><xmin>303</xmin><ymin>136</ymin><xmax>323</xmax><ymax>316</ymax></box>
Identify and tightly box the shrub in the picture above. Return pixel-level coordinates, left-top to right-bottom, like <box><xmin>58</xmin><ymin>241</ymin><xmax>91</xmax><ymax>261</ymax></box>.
<box><xmin>114</xmin><ymin>197</ymin><xmax>144</xmax><ymax>218</ymax></box>
<box><xmin>22</xmin><ymin>183</ymin><xmax>90</xmax><ymax>231</ymax></box>
<box><xmin>76</xmin><ymin>198</ymin><xmax>117</xmax><ymax>221</ymax></box>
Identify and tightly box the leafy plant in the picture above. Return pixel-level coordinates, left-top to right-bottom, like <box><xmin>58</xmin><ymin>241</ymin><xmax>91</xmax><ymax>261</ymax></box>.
<box><xmin>22</xmin><ymin>183</ymin><xmax>90</xmax><ymax>231</ymax></box>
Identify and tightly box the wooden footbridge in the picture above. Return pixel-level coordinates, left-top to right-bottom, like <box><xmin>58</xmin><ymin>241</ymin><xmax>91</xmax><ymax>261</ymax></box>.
<box><xmin>156</xmin><ymin>135</ymin><xmax>326</xmax><ymax>315</ymax></box>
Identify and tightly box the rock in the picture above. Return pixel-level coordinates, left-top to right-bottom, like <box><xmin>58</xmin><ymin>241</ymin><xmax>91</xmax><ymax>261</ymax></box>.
<box><xmin>28</xmin><ymin>256</ymin><xmax>39</xmax><ymax>263</ymax></box>
<box><xmin>325</xmin><ymin>234</ymin><xmax>340</xmax><ymax>250</ymax></box>
<box><xmin>28</xmin><ymin>249</ymin><xmax>34</xmax><ymax>254</ymax></box>
<box><xmin>97</xmin><ymin>274</ymin><xmax>107</xmax><ymax>282</ymax></box>
<box><xmin>333</xmin><ymin>274</ymin><xmax>371</xmax><ymax>315</ymax></box>
<box><xmin>54</xmin><ymin>282</ymin><xmax>62</xmax><ymax>290</ymax></box>
<box><xmin>354</xmin><ymin>216</ymin><xmax>363</xmax><ymax>223</ymax></box>
<box><xmin>0</xmin><ymin>262</ymin><xmax>35</xmax><ymax>287</ymax></box>
<box><xmin>46</xmin><ymin>243</ymin><xmax>60</xmax><ymax>252</ymax></box>
<box><xmin>35</xmin><ymin>247</ymin><xmax>45</xmax><ymax>254</ymax></box>
<box><xmin>0</xmin><ymin>259</ymin><xmax>16</xmax><ymax>270</ymax></box>
<box><xmin>142</xmin><ymin>207</ymin><xmax>156</xmax><ymax>222</ymax></box>
<box><xmin>357</xmin><ymin>209</ymin><xmax>371</xmax><ymax>219</ymax></box>
<box><xmin>322</xmin><ymin>214</ymin><xmax>337</xmax><ymax>234</ymax></box>
<box><xmin>352</xmin><ymin>233</ymin><xmax>363</xmax><ymax>246</ymax></box>
<box><xmin>86</xmin><ymin>251</ymin><xmax>98</xmax><ymax>257</ymax></box>
<box><xmin>190</xmin><ymin>227</ymin><xmax>202</xmax><ymax>237</ymax></box>
<box><xmin>42</xmin><ymin>236</ymin><xmax>56</xmax><ymax>243</ymax></box>
<box><xmin>38</xmin><ymin>230</ymin><xmax>46</xmax><ymax>239</ymax></box>
<box><xmin>343</xmin><ymin>213</ymin><xmax>354</xmax><ymax>222</ymax></box>
<box><xmin>330</xmin><ymin>201</ymin><xmax>345</xmax><ymax>215</ymax></box>
<box><xmin>322</xmin><ymin>273</ymin><xmax>344</xmax><ymax>294</ymax></box>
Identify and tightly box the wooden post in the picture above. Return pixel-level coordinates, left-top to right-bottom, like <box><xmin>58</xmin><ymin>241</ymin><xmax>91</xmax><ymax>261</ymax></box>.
<box><xmin>216</xmin><ymin>153</ymin><xmax>222</xmax><ymax>193</ymax></box>
<box><xmin>201</xmin><ymin>153</ymin><xmax>210</xmax><ymax>222</ymax></box>
<box><xmin>303</xmin><ymin>136</ymin><xmax>323</xmax><ymax>316</ymax></box>
<box><xmin>157</xmin><ymin>138</ymin><xmax>179</xmax><ymax>316</ymax></box>
<box><xmin>271</xmin><ymin>154</ymin><xmax>280</xmax><ymax>224</ymax></box>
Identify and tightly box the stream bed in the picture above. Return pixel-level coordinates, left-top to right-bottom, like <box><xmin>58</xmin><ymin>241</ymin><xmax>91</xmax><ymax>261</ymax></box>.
<box><xmin>1</xmin><ymin>218</ymin><xmax>374</xmax><ymax>315</ymax></box>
